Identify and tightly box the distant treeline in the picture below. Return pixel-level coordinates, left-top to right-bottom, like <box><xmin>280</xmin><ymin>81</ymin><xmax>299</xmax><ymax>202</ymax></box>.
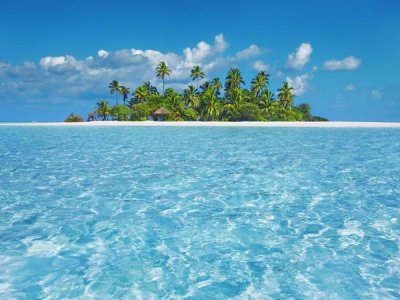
<box><xmin>65</xmin><ymin>62</ymin><xmax>327</xmax><ymax>122</ymax></box>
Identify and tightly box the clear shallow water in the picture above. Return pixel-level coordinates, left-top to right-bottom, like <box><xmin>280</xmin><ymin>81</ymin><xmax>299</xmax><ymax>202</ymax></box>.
<box><xmin>0</xmin><ymin>126</ymin><xmax>399</xmax><ymax>299</ymax></box>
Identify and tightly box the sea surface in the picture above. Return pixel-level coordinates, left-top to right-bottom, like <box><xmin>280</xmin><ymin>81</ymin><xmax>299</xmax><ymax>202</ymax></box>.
<box><xmin>0</xmin><ymin>126</ymin><xmax>399</xmax><ymax>299</ymax></box>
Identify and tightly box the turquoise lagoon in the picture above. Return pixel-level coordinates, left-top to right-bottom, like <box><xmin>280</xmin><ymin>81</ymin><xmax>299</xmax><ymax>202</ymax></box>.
<box><xmin>0</xmin><ymin>126</ymin><xmax>399</xmax><ymax>299</ymax></box>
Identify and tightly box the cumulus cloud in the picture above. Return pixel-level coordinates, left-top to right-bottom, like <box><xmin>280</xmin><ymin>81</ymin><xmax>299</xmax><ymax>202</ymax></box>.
<box><xmin>286</xmin><ymin>74</ymin><xmax>310</xmax><ymax>96</ymax></box>
<box><xmin>183</xmin><ymin>41</ymin><xmax>213</xmax><ymax>65</ymax></box>
<box><xmin>0</xmin><ymin>34</ymin><xmax>261</xmax><ymax>105</ymax></box>
<box><xmin>39</xmin><ymin>55</ymin><xmax>85</xmax><ymax>75</ymax></box>
<box><xmin>235</xmin><ymin>45</ymin><xmax>260</xmax><ymax>60</ymax></box>
<box><xmin>182</xmin><ymin>34</ymin><xmax>229</xmax><ymax>67</ymax></box>
<box><xmin>323</xmin><ymin>56</ymin><xmax>361</xmax><ymax>71</ymax></box>
<box><xmin>286</xmin><ymin>43</ymin><xmax>313</xmax><ymax>70</ymax></box>
<box><xmin>214</xmin><ymin>34</ymin><xmax>228</xmax><ymax>52</ymax></box>
<box><xmin>97</xmin><ymin>50</ymin><xmax>109</xmax><ymax>58</ymax></box>
<box><xmin>40</xmin><ymin>56</ymin><xmax>68</xmax><ymax>69</ymax></box>
<box><xmin>252</xmin><ymin>60</ymin><xmax>268</xmax><ymax>72</ymax></box>
<box><xmin>346</xmin><ymin>84</ymin><xmax>355</xmax><ymax>91</ymax></box>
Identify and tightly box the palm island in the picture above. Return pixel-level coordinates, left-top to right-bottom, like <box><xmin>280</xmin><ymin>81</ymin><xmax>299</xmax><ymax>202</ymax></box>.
<box><xmin>67</xmin><ymin>62</ymin><xmax>326</xmax><ymax>122</ymax></box>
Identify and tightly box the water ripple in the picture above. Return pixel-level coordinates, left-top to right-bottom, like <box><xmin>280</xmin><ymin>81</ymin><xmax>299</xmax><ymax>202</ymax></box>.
<box><xmin>0</xmin><ymin>127</ymin><xmax>399</xmax><ymax>299</ymax></box>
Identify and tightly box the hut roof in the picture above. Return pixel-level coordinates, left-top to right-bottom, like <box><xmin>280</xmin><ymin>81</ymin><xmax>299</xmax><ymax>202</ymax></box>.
<box><xmin>153</xmin><ymin>108</ymin><xmax>171</xmax><ymax>115</ymax></box>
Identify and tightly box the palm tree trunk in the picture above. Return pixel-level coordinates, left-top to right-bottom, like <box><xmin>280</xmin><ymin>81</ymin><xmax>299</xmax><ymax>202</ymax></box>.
<box><xmin>163</xmin><ymin>80</ymin><xmax>165</xmax><ymax>95</ymax></box>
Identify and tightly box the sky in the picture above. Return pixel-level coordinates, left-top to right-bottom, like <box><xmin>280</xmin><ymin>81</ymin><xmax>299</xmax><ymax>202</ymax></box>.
<box><xmin>0</xmin><ymin>0</ymin><xmax>399</xmax><ymax>121</ymax></box>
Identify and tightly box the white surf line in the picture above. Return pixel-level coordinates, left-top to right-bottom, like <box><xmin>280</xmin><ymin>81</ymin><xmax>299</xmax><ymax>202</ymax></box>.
<box><xmin>1</xmin><ymin>121</ymin><xmax>400</xmax><ymax>127</ymax></box>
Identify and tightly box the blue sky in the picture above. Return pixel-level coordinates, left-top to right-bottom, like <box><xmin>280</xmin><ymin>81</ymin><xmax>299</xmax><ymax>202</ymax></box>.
<box><xmin>1</xmin><ymin>0</ymin><xmax>399</xmax><ymax>121</ymax></box>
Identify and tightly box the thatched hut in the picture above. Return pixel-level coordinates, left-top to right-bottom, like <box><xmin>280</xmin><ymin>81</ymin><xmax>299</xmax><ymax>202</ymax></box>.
<box><xmin>153</xmin><ymin>108</ymin><xmax>170</xmax><ymax>121</ymax></box>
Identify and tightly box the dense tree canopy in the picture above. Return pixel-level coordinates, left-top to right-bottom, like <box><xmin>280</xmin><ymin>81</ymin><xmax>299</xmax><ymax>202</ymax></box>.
<box><xmin>84</xmin><ymin>65</ymin><xmax>327</xmax><ymax>122</ymax></box>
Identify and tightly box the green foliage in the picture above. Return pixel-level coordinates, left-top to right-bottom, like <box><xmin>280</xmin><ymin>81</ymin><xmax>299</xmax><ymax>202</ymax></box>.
<box><xmin>109</xmin><ymin>80</ymin><xmax>120</xmax><ymax>105</ymax></box>
<box><xmin>283</xmin><ymin>109</ymin><xmax>304</xmax><ymax>121</ymax></box>
<box><xmin>119</xmin><ymin>85</ymin><xmax>130</xmax><ymax>106</ymax></box>
<box><xmin>278</xmin><ymin>81</ymin><xmax>294</xmax><ymax>109</ymax></box>
<box><xmin>251</xmin><ymin>71</ymin><xmax>269</xmax><ymax>98</ymax></box>
<box><xmin>156</xmin><ymin>61</ymin><xmax>171</xmax><ymax>94</ymax></box>
<box><xmin>264</xmin><ymin>102</ymin><xmax>302</xmax><ymax>121</ymax></box>
<box><xmin>190</xmin><ymin>65</ymin><xmax>205</xmax><ymax>88</ymax></box>
<box><xmin>200</xmin><ymin>88</ymin><xmax>221</xmax><ymax>121</ymax></box>
<box><xmin>181</xmin><ymin>108</ymin><xmax>198</xmax><ymax>121</ymax></box>
<box><xmin>131</xmin><ymin>103</ymin><xmax>156</xmax><ymax>121</ymax></box>
<box><xmin>296</xmin><ymin>103</ymin><xmax>312</xmax><ymax>121</ymax></box>
<box><xmin>311</xmin><ymin>116</ymin><xmax>328</xmax><ymax>121</ymax></box>
<box><xmin>111</xmin><ymin>105</ymin><xmax>131</xmax><ymax>121</ymax></box>
<box><xmin>64</xmin><ymin>113</ymin><xmax>83</xmax><ymax>122</ymax></box>
<box><xmin>225</xmin><ymin>68</ymin><xmax>245</xmax><ymax>94</ymax></box>
<box><xmin>225</xmin><ymin>103</ymin><xmax>264</xmax><ymax>121</ymax></box>
<box><xmin>96</xmin><ymin>100</ymin><xmax>111</xmax><ymax>120</ymax></box>
<box><xmin>211</xmin><ymin>78</ymin><xmax>222</xmax><ymax>96</ymax></box>
<box><xmin>97</xmin><ymin>69</ymin><xmax>327</xmax><ymax>122</ymax></box>
<box><xmin>183</xmin><ymin>85</ymin><xmax>200</xmax><ymax>108</ymax></box>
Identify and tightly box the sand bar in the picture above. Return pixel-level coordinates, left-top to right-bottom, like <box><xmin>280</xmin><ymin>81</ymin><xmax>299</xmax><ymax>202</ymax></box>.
<box><xmin>1</xmin><ymin>121</ymin><xmax>400</xmax><ymax>127</ymax></box>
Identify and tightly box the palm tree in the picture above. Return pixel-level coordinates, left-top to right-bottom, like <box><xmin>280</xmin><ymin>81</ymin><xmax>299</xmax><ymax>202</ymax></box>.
<box><xmin>200</xmin><ymin>81</ymin><xmax>210</xmax><ymax>92</ymax></box>
<box><xmin>132</xmin><ymin>85</ymin><xmax>149</xmax><ymax>103</ymax></box>
<box><xmin>278</xmin><ymin>81</ymin><xmax>294</xmax><ymax>109</ymax></box>
<box><xmin>251</xmin><ymin>71</ymin><xmax>269</xmax><ymax>98</ymax></box>
<box><xmin>96</xmin><ymin>100</ymin><xmax>111</xmax><ymax>121</ymax></box>
<box><xmin>225</xmin><ymin>68</ymin><xmax>244</xmax><ymax>94</ymax></box>
<box><xmin>190</xmin><ymin>65</ymin><xmax>205</xmax><ymax>89</ymax></box>
<box><xmin>258</xmin><ymin>90</ymin><xmax>275</xmax><ymax>114</ymax></box>
<box><xmin>143</xmin><ymin>81</ymin><xmax>158</xmax><ymax>95</ymax></box>
<box><xmin>109</xmin><ymin>80</ymin><xmax>120</xmax><ymax>105</ymax></box>
<box><xmin>183</xmin><ymin>85</ymin><xmax>200</xmax><ymax>108</ymax></box>
<box><xmin>156</xmin><ymin>61</ymin><xmax>171</xmax><ymax>94</ymax></box>
<box><xmin>166</xmin><ymin>91</ymin><xmax>183</xmax><ymax>111</ymax></box>
<box><xmin>164</xmin><ymin>89</ymin><xmax>184</xmax><ymax>119</ymax></box>
<box><xmin>87</xmin><ymin>112</ymin><xmax>96</xmax><ymax>122</ymax></box>
<box><xmin>119</xmin><ymin>85</ymin><xmax>130</xmax><ymax>106</ymax></box>
<box><xmin>201</xmin><ymin>88</ymin><xmax>220</xmax><ymax>121</ymax></box>
<box><xmin>224</xmin><ymin>88</ymin><xmax>243</xmax><ymax>116</ymax></box>
<box><xmin>211</xmin><ymin>78</ymin><xmax>222</xmax><ymax>96</ymax></box>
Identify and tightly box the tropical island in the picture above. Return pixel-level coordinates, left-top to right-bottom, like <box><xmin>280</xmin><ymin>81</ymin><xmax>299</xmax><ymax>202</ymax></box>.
<box><xmin>66</xmin><ymin>62</ymin><xmax>327</xmax><ymax>122</ymax></box>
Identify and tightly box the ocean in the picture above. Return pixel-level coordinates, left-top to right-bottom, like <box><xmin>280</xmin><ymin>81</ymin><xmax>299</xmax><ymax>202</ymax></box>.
<box><xmin>1</xmin><ymin>126</ymin><xmax>399</xmax><ymax>299</ymax></box>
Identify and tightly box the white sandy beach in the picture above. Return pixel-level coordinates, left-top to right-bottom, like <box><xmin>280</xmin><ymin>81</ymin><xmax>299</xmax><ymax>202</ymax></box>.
<box><xmin>1</xmin><ymin>121</ymin><xmax>400</xmax><ymax>127</ymax></box>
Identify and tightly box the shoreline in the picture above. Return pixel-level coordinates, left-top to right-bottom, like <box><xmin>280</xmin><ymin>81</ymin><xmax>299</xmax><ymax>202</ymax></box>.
<box><xmin>1</xmin><ymin>121</ymin><xmax>400</xmax><ymax>128</ymax></box>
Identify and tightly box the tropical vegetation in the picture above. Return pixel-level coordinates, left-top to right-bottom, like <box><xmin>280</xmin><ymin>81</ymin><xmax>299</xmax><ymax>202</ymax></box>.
<box><xmin>83</xmin><ymin>62</ymin><xmax>327</xmax><ymax>122</ymax></box>
<box><xmin>64</xmin><ymin>113</ymin><xmax>83</xmax><ymax>122</ymax></box>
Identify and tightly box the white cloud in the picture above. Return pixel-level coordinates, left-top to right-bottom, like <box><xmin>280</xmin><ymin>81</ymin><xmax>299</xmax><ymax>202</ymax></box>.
<box><xmin>40</xmin><ymin>56</ymin><xmax>68</xmax><ymax>69</ymax></box>
<box><xmin>346</xmin><ymin>84</ymin><xmax>355</xmax><ymax>91</ymax></box>
<box><xmin>182</xmin><ymin>34</ymin><xmax>229</xmax><ymax>67</ymax></box>
<box><xmin>183</xmin><ymin>41</ymin><xmax>212</xmax><ymax>65</ymax></box>
<box><xmin>286</xmin><ymin>74</ymin><xmax>310</xmax><ymax>96</ymax></box>
<box><xmin>371</xmin><ymin>89</ymin><xmax>382</xmax><ymax>99</ymax></box>
<box><xmin>0</xmin><ymin>34</ymin><xmax>261</xmax><ymax>105</ymax></box>
<box><xmin>235</xmin><ymin>45</ymin><xmax>260</xmax><ymax>60</ymax></box>
<box><xmin>323</xmin><ymin>56</ymin><xmax>361</xmax><ymax>71</ymax></box>
<box><xmin>214</xmin><ymin>34</ymin><xmax>228</xmax><ymax>52</ymax></box>
<box><xmin>24</xmin><ymin>61</ymin><xmax>36</xmax><ymax>69</ymax></box>
<box><xmin>252</xmin><ymin>60</ymin><xmax>268</xmax><ymax>72</ymax></box>
<box><xmin>286</xmin><ymin>43</ymin><xmax>313</xmax><ymax>70</ymax></box>
<box><xmin>97</xmin><ymin>50</ymin><xmax>109</xmax><ymax>58</ymax></box>
<box><xmin>39</xmin><ymin>55</ymin><xmax>84</xmax><ymax>73</ymax></box>
<box><xmin>130</xmin><ymin>49</ymin><xmax>170</xmax><ymax>65</ymax></box>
